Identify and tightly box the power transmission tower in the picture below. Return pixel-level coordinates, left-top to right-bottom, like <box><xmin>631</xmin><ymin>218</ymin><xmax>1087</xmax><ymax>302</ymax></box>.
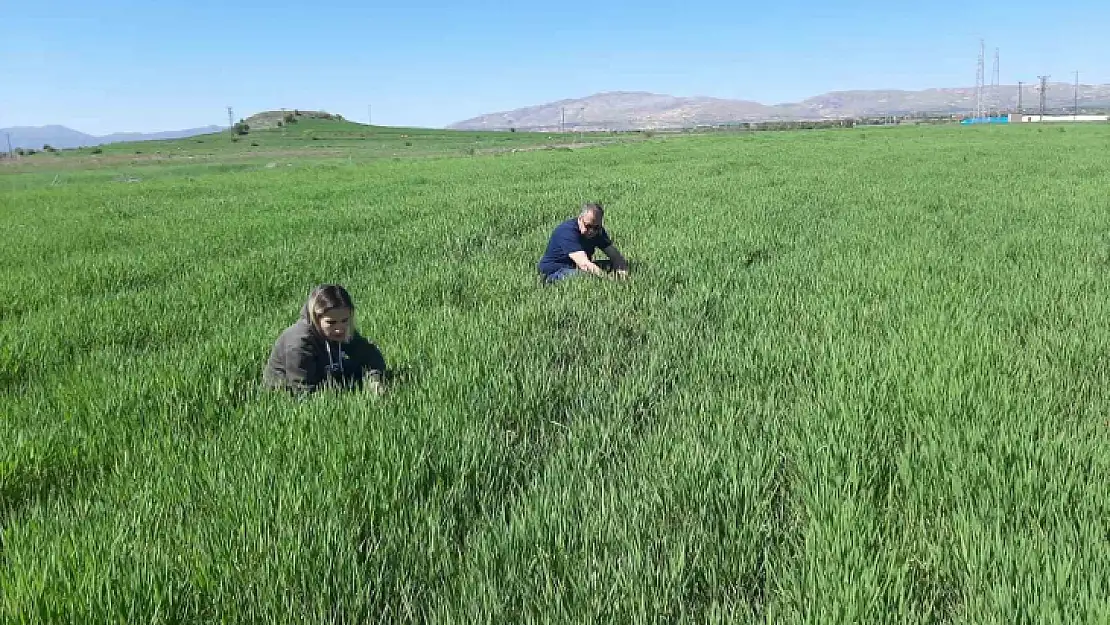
<box><xmin>5</xmin><ymin>132</ymin><xmax>12</xmax><ymax>157</ymax></box>
<box><xmin>974</xmin><ymin>39</ymin><xmax>985</xmax><ymax>118</ymax></box>
<box><xmin>227</xmin><ymin>106</ymin><xmax>234</xmax><ymax>129</ymax></box>
<box><xmin>991</xmin><ymin>47</ymin><xmax>1000</xmax><ymax>115</ymax></box>
<box><xmin>1017</xmin><ymin>81</ymin><xmax>1024</xmax><ymax>114</ymax></box>
<box><xmin>1074</xmin><ymin>71</ymin><xmax>1079</xmax><ymax>117</ymax></box>
<box><xmin>368</xmin><ymin>104</ymin><xmax>372</xmax><ymax>126</ymax></box>
<box><xmin>1037</xmin><ymin>75</ymin><xmax>1050</xmax><ymax>121</ymax></box>
<box><xmin>560</xmin><ymin>107</ymin><xmax>565</xmax><ymax>133</ymax></box>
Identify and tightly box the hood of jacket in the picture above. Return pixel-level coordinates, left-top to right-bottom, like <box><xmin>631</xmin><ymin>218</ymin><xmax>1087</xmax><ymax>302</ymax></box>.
<box><xmin>300</xmin><ymin>299</ymin><xmax>352</xmax><ymax>347</ymax></box>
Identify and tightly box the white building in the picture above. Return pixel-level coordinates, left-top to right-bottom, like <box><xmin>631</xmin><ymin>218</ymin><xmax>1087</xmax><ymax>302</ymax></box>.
<box><xmin>1009</xmin><ymin>114</ymin><xmax>1109</xmax><ymax>123</ymax></box>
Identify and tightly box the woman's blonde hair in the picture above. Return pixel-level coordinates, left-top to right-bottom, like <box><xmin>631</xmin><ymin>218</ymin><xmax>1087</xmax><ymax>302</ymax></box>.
<box><xmin>306</xmin><ymin>284</ymin><xmax>357</xmax><ymax>342</ymax></box>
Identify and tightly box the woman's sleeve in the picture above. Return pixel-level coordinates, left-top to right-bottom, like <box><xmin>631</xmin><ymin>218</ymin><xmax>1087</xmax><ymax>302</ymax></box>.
<box><xmin>283</xmin><ymin>335</ymin><xmax>322</xmax><ymax>393</ymax></box>
<box><xmin>350</xmin><ymin>334</ymin><xmax>387</xmax><ymax>375</ymax></box>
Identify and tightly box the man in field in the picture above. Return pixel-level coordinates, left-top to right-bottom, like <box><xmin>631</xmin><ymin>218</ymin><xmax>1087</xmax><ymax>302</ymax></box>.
<box><xmin>537</xmin><ymin>202</ymin><xmax>630</xmax><ymax>284</ymax></box>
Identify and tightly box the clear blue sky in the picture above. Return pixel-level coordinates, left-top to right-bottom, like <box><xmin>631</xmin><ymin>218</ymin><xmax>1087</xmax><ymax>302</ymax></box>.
<box><xmin>2</xmin><ymin>0</ymin><xmax>1107</xmax><ymax>135</ymax></box>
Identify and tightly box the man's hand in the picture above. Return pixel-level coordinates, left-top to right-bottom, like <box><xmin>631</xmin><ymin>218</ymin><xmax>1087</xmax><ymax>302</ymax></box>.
<box><xmin>586</xmin><ymin>263</ymin><xmax>608</xmax><ymax>277</ymax></box>
<box><xmin>610</xmin><ymin>257</ymin><xmax>630</xmax><ymax>280</ymax></box>
<box><xmin>601</xmin><ymin>245</ymin><xmax>629</xmax><ymax>278</ymax></box>
<box><xmin>569</xmin><ymin>251</ymin><xmax>606</xmax><ymax>277</ymax></box>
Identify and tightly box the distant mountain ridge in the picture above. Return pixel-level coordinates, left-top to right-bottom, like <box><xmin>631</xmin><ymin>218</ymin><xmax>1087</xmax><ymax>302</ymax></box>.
<box><xmin>8</xmin><ymin>81</ymin><xmax>1110</xmax><ymax>150</ymax></box>
<box><xmin>0</xmin><ymin>124</ymin><xmax>225</xmax><ymax>151</ymax></box>
<box><xmin>449</xmin><ymin>84</ymin><xmax>1110</xmax><ymax>131</ymax></box>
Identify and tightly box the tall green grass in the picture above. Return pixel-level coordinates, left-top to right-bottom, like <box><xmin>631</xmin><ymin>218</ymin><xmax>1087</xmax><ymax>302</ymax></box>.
<box><xmin>2</xmin><ymin>125</ymin><xmax>1110</xmax><ymax>623</ymax></box>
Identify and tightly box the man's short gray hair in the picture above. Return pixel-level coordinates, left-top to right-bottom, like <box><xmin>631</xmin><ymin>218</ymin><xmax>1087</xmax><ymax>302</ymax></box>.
<box><xmin>579</xmin><ymin>202</ymin><xmax>604</xmax><ymax>219</ymax></box>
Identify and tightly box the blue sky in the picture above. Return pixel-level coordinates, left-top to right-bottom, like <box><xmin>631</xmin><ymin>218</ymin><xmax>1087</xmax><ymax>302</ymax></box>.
<box><xmin>2</xmin><ymin>0</ymin><xmax>1107</xmax><ymax>134</ymax></box>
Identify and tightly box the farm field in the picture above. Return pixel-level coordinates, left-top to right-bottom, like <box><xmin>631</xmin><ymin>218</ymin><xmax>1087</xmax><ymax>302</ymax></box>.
<box><xmin>2</xmin><ymin>123</ymin><xmax>1110</xmax><ymax>623</ymax></box>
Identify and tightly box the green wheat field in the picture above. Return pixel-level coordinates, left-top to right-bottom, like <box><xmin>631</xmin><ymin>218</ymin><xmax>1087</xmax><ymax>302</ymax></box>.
<box><xmin>2</xmin><ymin>121</ymin><xmax>1109</xmax><ymax>623</ymax></box>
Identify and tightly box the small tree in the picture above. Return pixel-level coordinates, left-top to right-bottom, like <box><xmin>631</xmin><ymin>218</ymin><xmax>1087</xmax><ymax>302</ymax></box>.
<box><xmin>233</xmin><ymin>120</ymin><xmax>250</xmax><ymax>135</ymax></box>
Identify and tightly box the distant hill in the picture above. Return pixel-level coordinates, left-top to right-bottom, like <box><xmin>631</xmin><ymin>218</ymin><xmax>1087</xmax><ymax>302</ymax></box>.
<box><xmin>98</xmin><ymin>127</ymin><xmax>225</xmax><ymax>144</ymax></box>
<box><xmin>243</xmin><ymin>109</ymin><xmax>347</xmax><ymax>131</ymax></box>
<box><xmin>450</xmin><ymin>92</ymin><xmax>774</xmax><ymax>133</ymax></box>
<box><xmin>449</xmin><ymin>84</ymin><xmax>1110</xmax><ymax>131</ymax></box>
<box><xmin>0</xmin><ymin>124</ymin><xmax>224</xmax><ymax>151</ymax></box>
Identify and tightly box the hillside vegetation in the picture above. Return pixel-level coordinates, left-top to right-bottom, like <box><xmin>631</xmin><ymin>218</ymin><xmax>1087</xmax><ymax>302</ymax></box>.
<box><xmin>1</xmin><ymin>113</ymin><xmax>634</xmax><ymax>175</ymax></box>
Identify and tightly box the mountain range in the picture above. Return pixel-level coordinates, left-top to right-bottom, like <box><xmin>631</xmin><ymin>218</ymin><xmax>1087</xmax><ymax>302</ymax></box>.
<box><xmin>0</xmin><ymin>124</ymin><xmax>225</xmax><ymax>151</ymax></box>
<box><xmin>7</xmin><ymin>82</ymin><xmax>1110</xmax><ymax>149</ymax></box>
<box><xmin>449</xmin><ymin>83</ymin><xmax>1110</xmax><ymax>131</ymax></box>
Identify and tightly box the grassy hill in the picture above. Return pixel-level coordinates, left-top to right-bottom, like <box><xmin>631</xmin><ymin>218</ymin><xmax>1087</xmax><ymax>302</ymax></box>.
<box><xmin>242</xmin><ymin>109</ymin><xmax>340</xmax><ymax>130</ymax></box>
<box><xmin>2</xmin><ymin>112</ymin><xmax>634</xmax><ymax>174</ymax></box>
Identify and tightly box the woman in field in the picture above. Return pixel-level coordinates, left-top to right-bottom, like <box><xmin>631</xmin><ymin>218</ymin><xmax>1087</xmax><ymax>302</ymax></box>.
<box><xmin>263</xmin><ymin>284</ymin><xmax>387</xmax><ymax>395</ymax></box>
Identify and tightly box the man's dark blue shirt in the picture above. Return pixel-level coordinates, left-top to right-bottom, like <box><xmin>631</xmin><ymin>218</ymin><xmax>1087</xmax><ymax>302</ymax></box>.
<box><xmin>537</xmin><ymin>218</ymin><xmax>613</xmax><ymax>277</ymax></box>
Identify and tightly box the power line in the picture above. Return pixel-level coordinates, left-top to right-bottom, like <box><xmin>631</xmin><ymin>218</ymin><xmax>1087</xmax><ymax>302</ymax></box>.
<box><xmin>1037</xmin><ymin>75</ymin><xmax>1050</xmax><ymax>121</ymax></box>
<box><xmin>991</xmin><ymin>47</ymin><xmax>1000</xmax><ymax>115</ymax></box>
<box><xmin>975</xmin><ymin>39</ymin><xmax>985</xmax><ymax>118</ymax></box>
<box><xmin>1074</xmin><ymin>71</ymin><xmax>1080</xmax><ymax>117</ymax></box>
